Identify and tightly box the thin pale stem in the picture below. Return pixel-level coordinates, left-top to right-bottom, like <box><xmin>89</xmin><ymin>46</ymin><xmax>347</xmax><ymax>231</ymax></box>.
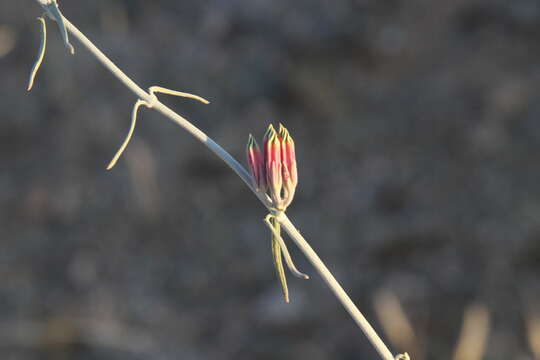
<box><xmin>61</xmin><ymin>17</ymin><xmax>268</xmax><ymax>206</ymax></box>
<box><xmin>277</xmin><ymin>212</ymin><xmax>396</xmax><ymax>360</ymax></box>
<box><xmin>31</xmin><ymin>4</ymin><xmax>399</xmax><ymax>359</ymax></box>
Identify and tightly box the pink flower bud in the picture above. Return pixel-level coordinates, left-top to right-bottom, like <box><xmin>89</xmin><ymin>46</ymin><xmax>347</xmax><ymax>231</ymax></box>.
<box><xmin>248</xmin><ymin>124</ymin><xmax>299</xmax><ymax>210</ymax></box>
<box><xmin>278</xmin><ymin>124</ymin><xmax>298</xmax><ymax>208</ymax></box>
<box><xmin>263</xmin><ymin>124</ymin><xmax>283</xmax><ymax>208</ymax></box>
<box><xmin>246</xmin><ymin>134</ymin><xmax>266</xmax><ymax>192</ymax></box>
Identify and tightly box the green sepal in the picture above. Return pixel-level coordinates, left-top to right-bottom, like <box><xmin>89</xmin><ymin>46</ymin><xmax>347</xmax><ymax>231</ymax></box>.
<box><xmin>270</xmin><ymin>218</ymin><xmax>289</xmax><ymax>303</ymax></box>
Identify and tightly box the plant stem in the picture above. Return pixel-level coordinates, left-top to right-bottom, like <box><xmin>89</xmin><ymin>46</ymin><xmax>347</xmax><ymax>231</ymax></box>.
<box><xmin>278</xmin><ymin>213</ymin><xmax>395</xmax><ymax>360</ymax></box>
<box><xmin>62</xmin><ymin>17</ymin><xmax>267</xmax><ymax>206</ymax></box>
<box><xmin>35</xmin><ymin>4</ymin><xmax>397</xmax><ymax>360</ymax></box>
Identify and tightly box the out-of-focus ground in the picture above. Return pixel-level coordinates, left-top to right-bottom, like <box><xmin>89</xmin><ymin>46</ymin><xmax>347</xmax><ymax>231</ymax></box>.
<box><xmin>1</xmin><ymin>1</ymin><xmax>540</xmax><ymax>359</ymax></box>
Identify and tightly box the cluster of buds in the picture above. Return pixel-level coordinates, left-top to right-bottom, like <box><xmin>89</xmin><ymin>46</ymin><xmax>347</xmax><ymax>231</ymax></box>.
<box><xmin>247</xmin><ymin>124</ymin><xmax>298</xmax><ymax>211</ymax></box>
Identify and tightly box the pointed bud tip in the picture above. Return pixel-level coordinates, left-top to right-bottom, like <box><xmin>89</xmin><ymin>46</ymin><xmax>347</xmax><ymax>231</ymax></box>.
<box><xmin>278</xmin><ymin>123</ymin><xmax>291</xmax><ymax>139</ymax></box>
<box><xmin>264</xmin><ymin>124</ymin><xmax>278</xmax><ymax>142</ymax></box>
<box><xmin>247</xmin><ymin>134</ymin><xmax>260</xmax><ymax>150</ymax></box>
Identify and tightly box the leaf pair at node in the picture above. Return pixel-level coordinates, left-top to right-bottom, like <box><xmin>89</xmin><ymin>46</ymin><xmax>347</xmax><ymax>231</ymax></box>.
<box><xmin>107</xmin><ymin>86</ymin><xmax>209</xmax><ymax>170</ymax></box>
<box><xmin>264</xmin><ymin>213</ymin><xmax>309</xmax><ymax>303</ymax></box>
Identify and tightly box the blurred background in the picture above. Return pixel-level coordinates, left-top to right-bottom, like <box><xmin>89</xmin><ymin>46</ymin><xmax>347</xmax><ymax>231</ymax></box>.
<box><xmin>1</xmin><ymin>0</ymin><xmax>540</xmax><ymax>359</ymax></box>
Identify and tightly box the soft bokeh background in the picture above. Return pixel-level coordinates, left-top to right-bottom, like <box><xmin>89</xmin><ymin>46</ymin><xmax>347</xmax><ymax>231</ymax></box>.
<box><xmin>2</xmin><ymin>1</ymin><xmax>540</xmax><ymax>359</ymax></box>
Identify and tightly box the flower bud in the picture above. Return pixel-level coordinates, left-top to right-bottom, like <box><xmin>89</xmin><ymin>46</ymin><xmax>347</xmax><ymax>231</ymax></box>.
<box><xmin>246</xmin><ymin>134</ymin><xmax>266</xmax><ymax>192</ymax></box>
<box><xmin>263</xmin><ymin>124</ymin><xmax>283</xmax><ymax>208</ymax></box>
<box><xmin>278</xmin><ymin>124</ymin><xmax>298</xmax><ymax>207</ymax></box>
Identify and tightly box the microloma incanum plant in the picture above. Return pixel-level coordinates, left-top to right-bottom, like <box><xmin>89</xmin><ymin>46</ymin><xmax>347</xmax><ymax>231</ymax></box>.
<box><xmin>247</xmin><ymin>124</ymin><xmax>307</xmax><ymax>303</ymax></box>
<box><xmin>24</xmin><ymin>2</ymin><xmax>410</xmax><ymax>359</ymax></box>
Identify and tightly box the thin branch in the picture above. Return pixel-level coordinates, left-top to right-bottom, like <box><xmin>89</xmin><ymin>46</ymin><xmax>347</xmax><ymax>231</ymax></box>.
<box><xmin>56</xmin><ymin>17</ymin><xmax>265</xmax><ymax>198</ymax></box>
<box><xmin>29</xmin><ymin>2</ymin><xmax>400</xmax><ymax>359</ymax></box>
<box><xmin>277</xmin><ymin>212</ymin><xmax>396</xmax><ymax>360</ymax></box>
